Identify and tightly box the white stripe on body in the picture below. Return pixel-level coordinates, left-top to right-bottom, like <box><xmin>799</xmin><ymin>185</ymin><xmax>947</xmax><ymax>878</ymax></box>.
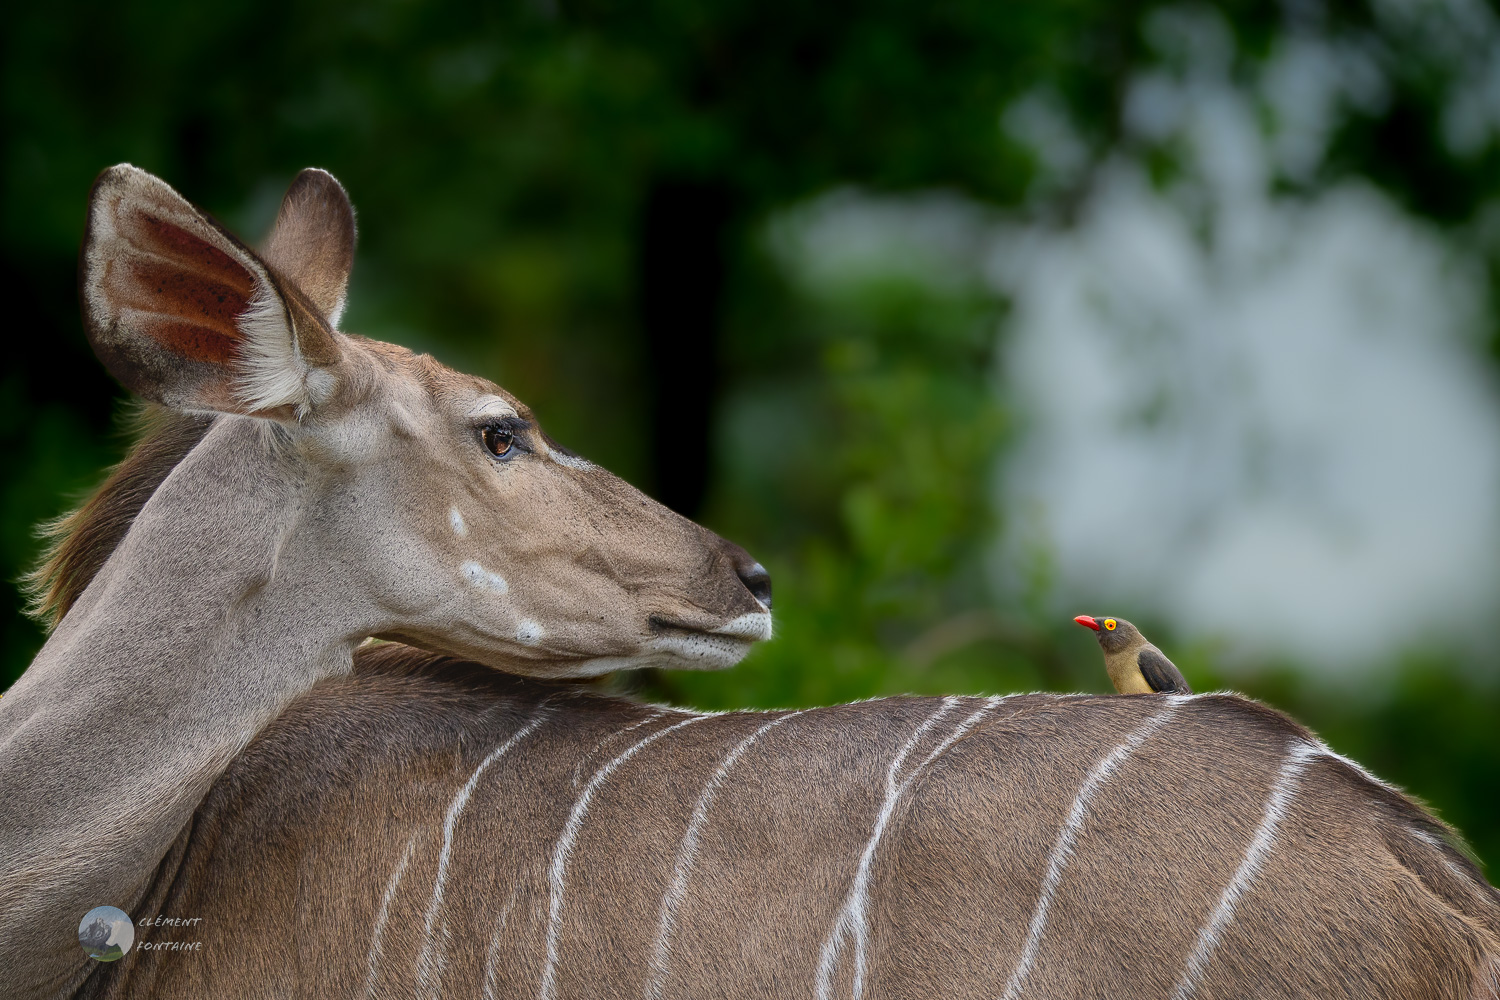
<box><xmin>362</xmin><ymin>831</ymin><xmax>419</xmax><ymax>1000</ymax></box>
<box><xmin>1406</xmin><ymin>825</ymin><xmax>1474</xmax><ymax>883</ymax></box>
<box><xmin>572</xmin><ymin>710</ymin><xmax>667</xmax><ymax>788</ymax></box>
<box><xmin>815</xmin><ymin>696</ymin><xmax>973</xmax><ymax>1000</ymax></box>
<box><xmin>1299</xmin><ymin>738</ymin><xmax>1490</xmax><ymax>884</ymax></box>
<box><xmin>1170</xmin><ymin>742</ymin><xmax>1321</xmax><ymax>1000</ymax></box>
<box><xmin>415</xmin><ymin>711</ymin><xmax>550</xmax><ymax>999</ymax></box>
<box><xmin>999</xmin><ymin>706</ymin><xmax>1178</xmax><ymax>1000</ymax></box>
<box><xmin>644</xmin><ymin>710</ymin><xmax>808</xmax><ymax>1000</ymax></box>
<box><xmin>848</xmin><ymin>696</ymin><xmax>1005</xmax><ymax>999</ymax></box>
<box><xmin>482</xmin><ymin>884</ymin><xmax>522</xmax><ymax>1000</ymax></box>
<box><xmin>538</xmin><ymin>713</ymin><xmax>713</xmax><ymax>1000</ymax></box>
<box><xmin>1309</xmin><ymin>739</ymin><xmax>1396</xmax><ymax>794</ymax></box>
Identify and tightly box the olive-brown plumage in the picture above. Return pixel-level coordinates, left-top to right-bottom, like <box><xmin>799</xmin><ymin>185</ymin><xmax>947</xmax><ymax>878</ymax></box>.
<box><xmin>1073</xmin><ymin>615</ymin><xmax>1191</xmax><ymax>694</ymax></box>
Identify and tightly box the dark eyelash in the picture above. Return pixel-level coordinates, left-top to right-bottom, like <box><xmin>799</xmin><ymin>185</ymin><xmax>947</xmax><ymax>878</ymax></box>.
<box><xmin>486</xmin><ymin>415</ymin><xmax>532</xmax><ymax>435</ymax></box>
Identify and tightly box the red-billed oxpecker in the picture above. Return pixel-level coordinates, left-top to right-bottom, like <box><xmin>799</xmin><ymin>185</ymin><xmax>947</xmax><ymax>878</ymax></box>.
<box><xmin>1074</xmin><ymin>615</ymin><xmax>1192</xmax><ymax>695</ymax></box>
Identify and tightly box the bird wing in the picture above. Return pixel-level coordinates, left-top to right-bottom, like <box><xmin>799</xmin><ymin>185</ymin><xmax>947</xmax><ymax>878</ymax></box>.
<box><xmin>1136</xmin><ymin>647</ymin><xmax>1191</xmax><ymax>694</ymax></box>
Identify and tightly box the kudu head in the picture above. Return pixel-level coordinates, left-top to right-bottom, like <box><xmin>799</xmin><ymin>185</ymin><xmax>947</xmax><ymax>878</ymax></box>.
<box><xmin>78</xmin><ymin>164</ymin><xmax>772</xmax><ymax>677</ymax></box>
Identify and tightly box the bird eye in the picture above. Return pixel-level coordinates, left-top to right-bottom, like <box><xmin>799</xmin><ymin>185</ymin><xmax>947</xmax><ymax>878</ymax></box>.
<box><xmin>1104</xmin><ymin>619</ymin><xmax>1117</xmax><ymax>631</ymax></box>
<box><xmin>482</xmin><ymin>424</ymin><xmax>514</xmax><ymax>458</ymax></box>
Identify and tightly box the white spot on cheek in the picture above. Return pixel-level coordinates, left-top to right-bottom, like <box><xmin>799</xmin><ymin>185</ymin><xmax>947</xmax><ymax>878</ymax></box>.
<box><xmin>460</xmin><ymin>561</ymin><xmax>508</xmax><ymax>594</ymax></box>
<box><xmin>517</xmin><ymin>619</ymin><xmax>543</xmax><ymax>645</ymax></box>
<box><xmin>449</xmin><ymin>507</ymin><xmax>468</xmax><ymax>538</ymax></box>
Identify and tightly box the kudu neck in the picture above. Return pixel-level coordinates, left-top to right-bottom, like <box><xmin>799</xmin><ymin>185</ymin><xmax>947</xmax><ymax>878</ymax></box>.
<box><xmin>45</xmin><ymin>416</ymin><xmax>369</xmax><ymax>684</ymax></box>
<box><xmin>0</xmin><ymin>416</ymin><xmax>368</xmax><ymax>998</ymax></box>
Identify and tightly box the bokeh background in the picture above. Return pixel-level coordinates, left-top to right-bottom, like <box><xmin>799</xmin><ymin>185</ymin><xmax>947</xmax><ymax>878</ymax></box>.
<box><xmin>5</xmin><ymin>1</ymin><xmax>1500</xmax><ymax>867</ymax></box>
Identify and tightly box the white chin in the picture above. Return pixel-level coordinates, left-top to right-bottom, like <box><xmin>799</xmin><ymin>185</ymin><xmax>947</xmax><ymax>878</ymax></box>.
<box><xmin>710</xmin><ymin>612</ymin><xmax>774</xmax><ymax>642</ymax></box>
<box><xmin>569</xmin><ymin>633</ymin><xmax>758</xmax><ymax>676</ymax></box>
<box><xmin>557</xmin><ymin>614</ymin><xmax>773</xmax><ymax>676</ymax></box>
<box><xmin>645</xmin><ymin>632</ymin><xmax>759</xmax><ymax>670</ymax></box>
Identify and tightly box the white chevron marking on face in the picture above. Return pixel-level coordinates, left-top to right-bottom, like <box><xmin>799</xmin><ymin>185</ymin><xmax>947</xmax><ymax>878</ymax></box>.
<box><xmin>517</xmin><ymin>619</ymin><xmax>544</xmax><ymax>645</ymax></box>
<box><xmin>461</xmin><ymin>560</ymin><xmax>509</xmax><ymax>595</ymax></box>
<box><xmin>1000</xmin><ymin>706</ymin><xmax>1178</xmax><ymax>1000</ymax></box>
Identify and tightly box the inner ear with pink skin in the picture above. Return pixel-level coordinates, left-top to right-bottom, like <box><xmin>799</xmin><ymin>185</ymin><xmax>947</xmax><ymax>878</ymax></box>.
<box><xmin>80</xmin><ymin>164</ymin><xmax>347</xmax><ymax>419</ymax></box>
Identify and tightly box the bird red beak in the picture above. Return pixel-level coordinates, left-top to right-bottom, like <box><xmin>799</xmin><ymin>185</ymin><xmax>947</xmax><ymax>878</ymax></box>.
<box><xmin>1073</xmin><ymin>615</ymin><xmax>1100</xmax><ymax>631</ymax></box>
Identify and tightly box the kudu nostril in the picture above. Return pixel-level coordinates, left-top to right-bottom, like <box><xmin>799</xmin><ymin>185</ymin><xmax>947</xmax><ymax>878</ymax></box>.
<box><xmin>709</xmin><ymin>536</ymin><xmax>773</xmax><ymax>613</ymax></box>
<box><xmin>737</xmin><ymin>562</ymin><xmax>772</xmax><ymax>610</ymax></box>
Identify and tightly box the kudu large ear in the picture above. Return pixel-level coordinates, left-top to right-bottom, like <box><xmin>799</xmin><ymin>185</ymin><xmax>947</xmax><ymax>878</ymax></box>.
<box><xmin>260</xmin><ymin>168</ymin><xmax>356</xmax><ymax>326</ymax></box>
<box><xmin>81</xmin><ymin>164</ymin><xmax>342</xmax><ymax>419</ymax></box>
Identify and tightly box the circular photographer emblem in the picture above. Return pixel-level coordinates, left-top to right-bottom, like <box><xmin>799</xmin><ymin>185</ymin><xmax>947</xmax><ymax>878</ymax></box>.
<box><xmin>79</xmin><ymin>906</ymin><xmax>133</xmax><ymax>962</ymax></box>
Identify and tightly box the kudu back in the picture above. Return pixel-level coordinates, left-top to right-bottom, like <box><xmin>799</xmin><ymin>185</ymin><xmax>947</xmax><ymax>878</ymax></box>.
<box><xmin>0</xmin><ymin>166</ymin><xmax>771</xmax><ymax>998</ymax></box>
<box><xmin>80</xmin><ymin>644</ymin><xmax>1500</xmax><ymax>999</ymax></box>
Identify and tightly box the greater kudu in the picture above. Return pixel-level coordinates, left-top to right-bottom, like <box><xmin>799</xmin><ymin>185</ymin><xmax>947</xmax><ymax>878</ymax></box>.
<box><xmin>6</xmin><ymin>167</ymin><xmax>1498</xmax><ymax>999</ymax></box>
<box><xmin>0</xmin><ymin>165</ymin><xmax>772</xmax><ymax>998</ymax></box>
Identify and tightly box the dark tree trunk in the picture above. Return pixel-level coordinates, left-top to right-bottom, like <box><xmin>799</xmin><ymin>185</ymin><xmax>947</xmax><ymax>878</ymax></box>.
<box><xmin>636</xmin><ymin>177</ymin><xmax>735</xmax><ymax>518</ymax></box>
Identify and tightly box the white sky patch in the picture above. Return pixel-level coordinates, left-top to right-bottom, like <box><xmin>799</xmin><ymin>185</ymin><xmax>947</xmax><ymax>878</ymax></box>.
<box><xmin>993</xmin><ymin>33</ymin><xmax>1500</xmax><ymax>671</ymax></box>
<box><xmin>769</xmin><ymin>26</ymin><xmax>1500</xmax><ymax>673</ymax></box>
<box><xmin>997</xmin><ymin>166</ymin><xmax>1500</xmax><ymax>668</ymax></box>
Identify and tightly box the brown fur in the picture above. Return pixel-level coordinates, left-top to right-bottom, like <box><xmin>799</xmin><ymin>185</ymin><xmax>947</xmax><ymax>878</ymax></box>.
<box><xmin>76</xmin><ymin>644</ymin><xmax>1500</xmax><ymax>999</ymax></box>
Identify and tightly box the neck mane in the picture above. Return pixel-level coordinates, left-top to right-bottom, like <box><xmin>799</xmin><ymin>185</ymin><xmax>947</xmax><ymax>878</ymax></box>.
<box><xmin>24</xmin><ymin>405</ymin><xmax>212</xmax><ymax>631</ymax></box>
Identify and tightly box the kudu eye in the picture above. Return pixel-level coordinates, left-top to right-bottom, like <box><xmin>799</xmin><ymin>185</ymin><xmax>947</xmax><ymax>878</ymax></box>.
<box><xmin>482</xmin><ymin>425</ymin><xmax>514</xmax><ymax>459</ymax></box>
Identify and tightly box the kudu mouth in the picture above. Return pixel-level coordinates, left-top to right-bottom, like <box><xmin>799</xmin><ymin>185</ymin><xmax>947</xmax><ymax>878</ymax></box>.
<box><xmin>643</xmin><ymin>611</ymin><xmax>775</xmax><ymax>670</ymax></box>
<box><xmin>648</xmin><ymin>610</ymin><xmax>774</xmax><ymax>641</ymax></box>
<box><xmin>641</xmin><ymin>540</ymin><xmax>774</xmax><ymax>669</ymax></box>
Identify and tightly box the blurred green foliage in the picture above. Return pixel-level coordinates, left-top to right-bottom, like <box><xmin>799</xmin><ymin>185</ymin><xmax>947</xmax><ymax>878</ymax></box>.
<box><xmin>4</xmin><ymin>0</ymin><xmax>1499</xmax><ymax>874</ymax></box>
